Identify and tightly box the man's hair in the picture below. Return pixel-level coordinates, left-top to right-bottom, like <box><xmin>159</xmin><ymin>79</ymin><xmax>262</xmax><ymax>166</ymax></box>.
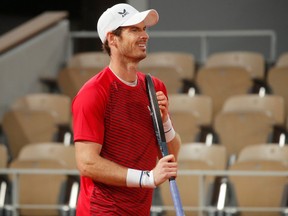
<box><xmin>102</xmin><ymin>27</ymin><xmax>123</xmax><ymax>56</ymax></box>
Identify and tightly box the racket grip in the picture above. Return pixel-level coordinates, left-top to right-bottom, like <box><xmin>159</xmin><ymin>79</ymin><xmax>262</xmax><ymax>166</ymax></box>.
<box><xmin>160</xmin><ymin>141</ymin><xmax>169</xmax><ymax>157</ymax></box>
<box><xmin>169</xmin><ymin>179</ymin><xmax>185</xmax><ymax>216</ymax></box>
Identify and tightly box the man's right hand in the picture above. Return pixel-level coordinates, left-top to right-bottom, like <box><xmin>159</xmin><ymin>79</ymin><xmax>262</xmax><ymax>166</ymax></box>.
<box><xmin>152</xmin><ymin>154</ymin><xmax>178</xmax><ymax>186</ymax></box>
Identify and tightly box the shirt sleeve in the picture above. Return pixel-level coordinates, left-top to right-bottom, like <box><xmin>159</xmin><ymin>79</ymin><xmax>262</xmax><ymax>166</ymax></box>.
<box><xmin>72</xmin><ymin>84</ymin><xmax>106</xmax><ymax>144</ymax></box>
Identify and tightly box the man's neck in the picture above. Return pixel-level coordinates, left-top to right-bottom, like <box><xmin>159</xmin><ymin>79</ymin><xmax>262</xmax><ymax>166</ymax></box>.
<box><xmin>109</xmin><ymin>58</ymin><xmax>139</xmax><ymax>83</ymax></box>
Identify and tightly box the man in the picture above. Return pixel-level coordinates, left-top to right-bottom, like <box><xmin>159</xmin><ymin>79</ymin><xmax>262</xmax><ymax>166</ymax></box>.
<box><xmin>72</xmin><ymin>3</ymin><xmax>181</xmax><ymax>215</ymax></box>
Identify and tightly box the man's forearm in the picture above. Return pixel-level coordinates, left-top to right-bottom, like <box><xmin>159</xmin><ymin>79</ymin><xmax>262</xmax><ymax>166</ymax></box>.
<box><xmin>167</xmin><ymin>132</ymin><xmax>181</xmax><ymax>160</ymax></box>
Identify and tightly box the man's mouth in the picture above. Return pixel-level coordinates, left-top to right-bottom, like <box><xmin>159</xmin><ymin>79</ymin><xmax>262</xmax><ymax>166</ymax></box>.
<box><xmin>138</xmin><ymin>43</ymin><xmax>147</xmax><ymax>50</ymax></box>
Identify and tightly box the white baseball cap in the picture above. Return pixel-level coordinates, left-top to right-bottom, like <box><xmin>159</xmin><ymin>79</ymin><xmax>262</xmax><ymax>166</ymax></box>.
<box><xmin>97</xmin><ymin>3</ymin><xmax>159</xmax><ymax>43</ymax></box>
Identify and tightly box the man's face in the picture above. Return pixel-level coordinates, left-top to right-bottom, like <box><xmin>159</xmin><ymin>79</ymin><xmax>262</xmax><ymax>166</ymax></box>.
<box><xmin>115</xmin><ymin>21</ymin><xmax>149</xmax><ymax>62</ymax></box>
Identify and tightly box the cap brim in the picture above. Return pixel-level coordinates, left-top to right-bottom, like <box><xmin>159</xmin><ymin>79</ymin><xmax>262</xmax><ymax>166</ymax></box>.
<box><xmin>121</xmin><ymin>9</ymin><xmax>159</xmax><ymax>27</ymax></box>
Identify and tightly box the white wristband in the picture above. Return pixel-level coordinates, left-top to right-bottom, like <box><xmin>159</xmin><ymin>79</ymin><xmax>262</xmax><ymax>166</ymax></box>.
<box><xmin>163</xmin><ymin>116</ymin><xmax>176</xmax><ymax>142</ymax></box>
<box><xmin>126</xmin><ymin>168</ymin><xmax>156</xmax><ymax>188</ymax></box>
<box><xmin>140</xmin><ymin>170</ymin><xmax>156</xmax><ymax>188</ymax></box>
<box><xmin>126</xmin><ymin>168</ymin><xmax>141</xmax><ymax>187</ymax></box>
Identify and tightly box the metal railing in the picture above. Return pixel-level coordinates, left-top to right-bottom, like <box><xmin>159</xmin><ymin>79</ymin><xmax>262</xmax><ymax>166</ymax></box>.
<box><xmin>68</xmin><ymin>29</ymin><xmax>277</xmax><ymax>63</ymax></box>
<box><xmin>0</xmin><ymin>168</ymin><xmax>287</xmax><ymax>216</ymax></box>
<box><xmin>152</xmin><ymin>169</ymin><xmax>288</xmax><ymax>216</ymax></box>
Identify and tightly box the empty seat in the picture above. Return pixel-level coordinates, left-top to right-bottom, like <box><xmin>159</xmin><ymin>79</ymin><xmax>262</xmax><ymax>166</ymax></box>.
<box><xmin>57</xmin><ymin>67</ymin><xmax>101</xmax><ymax>99</ymax></box>
<box><xmin>169</xmin><ymin>94</ymin><xmax>213</xmax><ymax>126</ymax></box>
<box><xmin>169</xmin><ymin>110</ymin><xmax>199</xmax><ymax>143</ymax></box>
<box><xmin>9</xmin><ymin>159</ymin><xmax>67</xmax><ymax>216</ymax></box>
<box><xmin>159</xmin><ymin>143</ymin><xmax>226</xmax><ymax>216</ymax></box>
<box><xmin>0</xmin><ymin>144</ymin><xmax>8</xmax><ymax>168</ymax></box>
<box><xmin>222</xmin><ymin>94</ymin><xmax>285</xmax><ymax>126</ymax></box>
<box><xmin>67</xmin><ymin>51</ymin><xmax>110</xmax><ymax>68</ymax></box>
<box><xmin>204</xmin><ymin>51</ymin><xmax>265</xmax><ymax>79</ymax></box>
<box><xmin>169</xmin><ymin>94</ymin><xmax>213</xmax><ymax>143</ymax></box>
<box><xmin>275</xmin><ymin>52</ymin><xmax>288</xmax><ymax>67</ymax></box>
<box><xmin>41</xmin><ymin>52</ymin><xmax>109</xmax><ymax>92</ymax></box>
<box><xmin>178</xmin><ymin>143</ymin><xmax>227</xmax><ymax>170</ymax></box>
<box><xmin>17</xmin><ymin>142</ymin><xmax>79</xmax><ymax>215</ymax></box>
<box><xmin>160</xmin><ymin>161</ymin><xmax>214</xmax><ymax>216</ymax></box>
<box><xmin>267</xmin><ymin>67</ymin><xmax>288</xmax><ymax>116</ymax></box>
<box><xmin>139</xmin><ymin>51</ymin><xmax>195</xmax><ymax>81</ymax></box>
<box><xmin>11</xmin><ymin>93</ymin><xmax>72</xmax><ymax>143</ymax></box>
<box><xmin>1</xmin><ymin>110</ymin><xmax>57</xmax><ymax>159</ymax></box>
<box><xmin>139</xmin><ymin>52</ymin><xmax>196</xmax><ymax>93</ymax></box>
<box><xmin>141</xmin><ymin>66</ymin><xmax>183</xmax><ymax>93</ymax></box>
<box><xmin>11</xmin><ymin>93</ymin><xmax>71</xmax><ymax>126</ymax></box>
<box><xmin>236</xmin><ymin>143</ymin><xmax>288</xmax><ymax>163</ymax></box>
<box><xmin>196</xmin><ymin>67</ymin><xmax>253</xmax><ymax>117</ymax></box>
<box><xmin>214</xmin><ymin>111</ymin><xmax>274</xmax><ymax>159</ymax></box>
<box><xmin>17</xmin><ymin>142</ymin><xmax>77</xmax><ymax>169</ymax></box>
<box><xmin>228</xmin><ymin>160</ymin><xmax>288</xmax><ymax>216</ymax></box>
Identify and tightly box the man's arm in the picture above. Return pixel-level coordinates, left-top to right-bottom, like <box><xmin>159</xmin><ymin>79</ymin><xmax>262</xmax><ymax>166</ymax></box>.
<box><xmin>75</xmin><ymin>141</ymin><xmax>178</xmax><ymax>187</ymax></box>
<box><xmin>156</xmin><ymin>91</ymin><xmax>182</xmax><ymax>160</ymax></box>
<box><xmin>75</xmin><ymin>141</ymin><xmax>127</xmax><ymax>186</ymax></box>
<box><xmin>167</xmin><ymin>132</ymin><xmax>181</xmax><ymax>160</ymax></box>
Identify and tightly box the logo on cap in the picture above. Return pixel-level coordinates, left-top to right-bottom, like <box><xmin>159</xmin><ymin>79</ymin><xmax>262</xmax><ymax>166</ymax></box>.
<box><xmin>118</xmin><ymin>9</ymin><xmax>129</xmax><ymax>18</ymax></box>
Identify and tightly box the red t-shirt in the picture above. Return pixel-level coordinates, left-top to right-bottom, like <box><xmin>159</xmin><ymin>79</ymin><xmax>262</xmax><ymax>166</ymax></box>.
<box><xmin>72</xmin><ymin>67</ymin><xmax>168</xmax><ymax>215</ymax></box>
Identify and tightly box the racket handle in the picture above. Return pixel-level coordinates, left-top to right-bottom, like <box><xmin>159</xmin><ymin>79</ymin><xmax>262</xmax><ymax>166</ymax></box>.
<box><xmin>160</xmin><ymin>141</ymin><xmax>169</xmax><ymax>157</ymax></box>
<box><xmin>169</xmin><ymin>179</ymin><xmax>185</xmax><ymax>216</ymax></box>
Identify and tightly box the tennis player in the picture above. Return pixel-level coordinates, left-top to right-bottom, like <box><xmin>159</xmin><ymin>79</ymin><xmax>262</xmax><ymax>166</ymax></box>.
<box><xmin>72</xmin><ymin>3</ymin><xmax>181</xmax><ymax>215</ymax></box>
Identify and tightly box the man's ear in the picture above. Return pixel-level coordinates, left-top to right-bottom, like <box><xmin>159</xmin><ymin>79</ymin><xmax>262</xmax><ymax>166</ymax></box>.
<box><xmin>107</xmin><ymin>32</ymin><xmax>115</xmax><ymax>46</ymax></box>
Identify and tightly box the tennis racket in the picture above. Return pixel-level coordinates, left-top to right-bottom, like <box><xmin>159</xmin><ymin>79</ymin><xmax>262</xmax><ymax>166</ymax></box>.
<box><xmin>145</xmin><ymin>74</ymin><xmax>185</xmax><ymax>216</ymax></box>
